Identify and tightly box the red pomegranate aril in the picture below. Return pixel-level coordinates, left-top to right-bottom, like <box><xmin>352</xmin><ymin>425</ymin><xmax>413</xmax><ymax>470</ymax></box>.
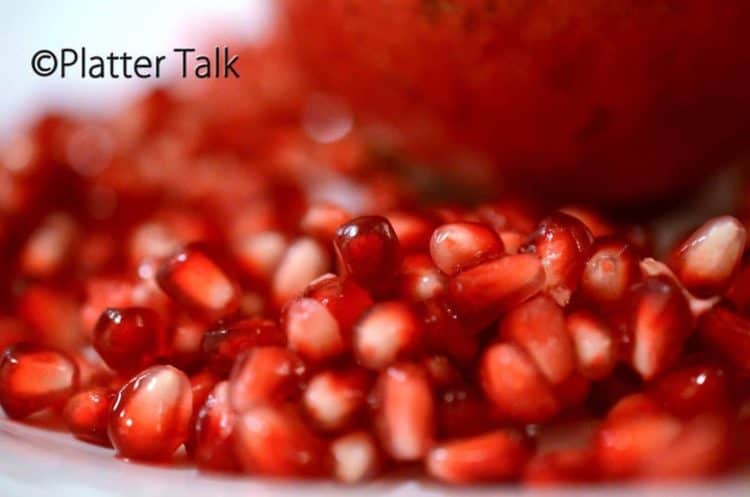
<box><xmin>374</xmin><ymin>362</ymin><xmax>435</xmax><ymax>461</ymax></box>
<box><xmin>425</xmin><ymin>429</ymin><xmax>531</xmax><ymax>484</ymax></box>
<box><xmin>429</xmin><ymin>221</ymin><xmax>504</xmax><ymax>276</ymax></box>
<box><xmin>331</xmin><ymin>431</ymin><xmax>381</xmax><ymax>483</ymax></box>
<box><xmin>698</xmin><ymin>307</ymin><xmax>750</xmax><ymax>372</ymax></box>
<box><xmin>523</xmin><ymin>448</ymin><xmax>599</xmax><ymax>485</ymax></box>
<box><xmin>63</xmin><ymin>387</ymin><xmax>113</xmax><ymax>446</ymax></box>
<box><xmin>284</xmin><ymin>297</ymin><xmax>346</xmax><ymax>363</ymax></box>
<box><xmin>649</xmin><ymin>363</ymin><xmax>730</xmax><ymax>418</ymax></box>
<box><xmin>476</xmin><ymin>199</ymin><xmax>538</xmax><ymax>235</ymax></box>
<box><xmin>108</xmin><ymin>365</ymin><xmax>193</xmax><ymax>461</ymax></box>
<box><xmin>499</xmin><ymin>295</ymin><xmax>575</xmax><ymax>385</ymax></box>
<box><xmin>92</xmin><ymin>307</ymin><xmax>164</xmax><ymax>373</ymax></box>
<box><xmin>0</xmin><ymin>343</ymin><xmax>79</xmax><ymax>419</ymax></box>
<box><xmin>271</xmin><ymin>237</ymin><xmax>331</xmax><ymax>308</ymax></box>
<box><xmin>233</xmin><ymin>404</ymin><xmax>330</xmax><ymax>477</ymax></box>
<box><xmin>17</xmin><ymin>285</ymin><xmax>84</xmax><ymax>351</ymax></box>
<box><xmin>566</xmin><ymin>311</ymin><xmax>616</xmax><ymax>380</ymax></box>
<box><xmin>580</xmin><ymin>237</ymin><xmax>640</xmax><ymax>306</ymax></box>
<box><xmin>334</xmin><ymin>215</ymin><xmax>401</xmax><ymax>296</ymax></box>
<box><xmin>193</xmin><ymin>381</ymin><xmax>238</xmax><ymax>472</ymax></box>
<box><xmin>498</xmin><ymin>230</ymin><xmax>525</xmax><ymax>254</ymax></box>
<box><xmin>669</xmin><ymin>216</ymin><xmax>746</xmax><ymax>298</ymax></box>
<box><xmin>156</xmin><ymin>243</ymin><xmax>240</xmax><ymax>317</ymax></box>
<box><xmin>606</xmin><ymin>393</ymin><xmax>663</xmax><ymax>424</ymax></box>
<box><xmin>398</xmin><ymin>254</ymin><xmax>445</xmax><ymax>302</ymax></box>
<box><xmin>596</xmin><ymin>410</ymin><xmax>682</xmax><ymax>479</ymax></box>
<box><xmin>303</xmin><ymin>367</ymin><xmax>370</xmax><ymax>432</ymax></box>
<box><xmin>447</xmin><ymin>253</ymin><xmax>545</xmax><ymax>321</ymax></box>
<box><xmin>202</xmin><ymin>317</ymin><xmax>286</xmax><ymax>375</ymax></box>
<box><xmin>555</xmin><ymin>372</ymin><xmax>592</xmax><ymax>409</ymax></box>
<box><xmin>385</xmin><ymin>210</ymin><xmax>437</xmax><ymax>253</ymax></box>
<box><xmin>480</xmin><ymin>343</ymin><xmax>560</xmax><ymax>423</ymax></box>
<box><xmin>521</xmin><ymin>212</ymin><xmax>594</xmax><ymax>306</ymax></box>
<box><xmin>623</xmin><ymin>276</ymin><xmax>694</xmax><ymax>380</ymax></box>
<box><xmin>301</xmin><ymin>202</ymin><xmax>351</xmax><ymax>241</ymax></box>
<box><xmin>641</xmin><ymin>412</ymin><xmax>730</xmax><ymax>479</ymax></box>
<box><xmin>232</xmin><ymin>230</ymin><xmax>288</xmax><ymax>282</ymax></box>
<box><xmin>228</xmin><ymin>346</ymin><xmax>306</xmax><ymax>412</ymax></box>
<box><xmin>303</xmin><ymin>273</ymin><xmax>373</xmax><ymax>333</ymax></box>
<box><xmin>0</xmin><ymin>318</ymin><xmax>29</xmax><ymax>353</ymax></box>
<box><xmin>189</xmin><ymin>369</ymin><xmax>220</xmax><ymax>415</ymax></box>
<box><xmin>354</xmin><ymin>301</ymin><xmax>423</xmax><ymax>370</ymax></box>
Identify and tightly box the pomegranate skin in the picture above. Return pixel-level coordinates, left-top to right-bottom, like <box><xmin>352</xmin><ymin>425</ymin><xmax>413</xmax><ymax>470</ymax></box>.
<box><xmin>283</xmin><ymin>0</ymin><xmax>750</xmax><ymax>203</ymax></box>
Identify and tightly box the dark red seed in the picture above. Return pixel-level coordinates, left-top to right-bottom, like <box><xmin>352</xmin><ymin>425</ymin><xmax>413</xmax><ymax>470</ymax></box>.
<box><xmin>649</xmin><ymin>363</ymin><xmax>730</xmax><ymax>418</ymax></box>
<box><xmin>398</xmin><ymin>253</ymin><xmax>446</xmax><ymax>302</ymax></box>
<box><xmin>193</xmin><ymin>381</ymin><xmax>238</xmax><ymax>472</ymax></box>
<box><xmin>523</xmin><ymin>448</ymin><xmax>599</xmax><ymax>485</ymax></box>
<box><xmin>93</xmin><ymin>307</ymin><xmax>164</xmax><ymax>373</ymax></box>
<box><xmin>334</xmin><ymin>215</ymin><xmax>401</xmax><ymax>296</ymax></box>
<box><xmin>63</xmin><ymin>387</ymin><xmax>113</xmax><ymax>446</ymax></box>
<box><xmin>521</xmin><ymin>212</ymin><xmax>594</xmax><ymax>306</ymax></box>
<box><xmin>0</xmin><ymin>343</ymin><xmax>79</xmax><ymax>419</ymax></box>
<box><xmin>698</xmin><ymin>307</ymin><xmax>750</xmax><ymax>372</ymax></box>
<box><xmin>229</xmin><ymin>346</ymin><xmax>307</xmax><ymax>412</ymax></box>
<box><xmin>303</xmin><ymin>273</ymin><xmax>373</xmax><ymax>334</ymax></box>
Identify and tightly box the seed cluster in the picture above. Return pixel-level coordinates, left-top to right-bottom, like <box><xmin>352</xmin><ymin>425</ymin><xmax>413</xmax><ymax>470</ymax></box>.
<box><xmin>1</xmin><ymin>39</ymin><xmax>750</xmax><ymax>486</ymax></box>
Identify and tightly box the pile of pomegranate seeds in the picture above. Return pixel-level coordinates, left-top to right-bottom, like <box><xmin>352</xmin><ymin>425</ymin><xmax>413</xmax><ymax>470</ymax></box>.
<box><xmin>1</xmin><ymin>37</ymin><xmax>750</xmax><ymax>487</ymax></box>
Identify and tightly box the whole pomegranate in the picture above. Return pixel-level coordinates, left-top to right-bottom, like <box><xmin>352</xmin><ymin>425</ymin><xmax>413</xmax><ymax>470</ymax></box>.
<box><xmin>282</xmin><ymin>0</ymin><xmax>750</xmax><ymax>204</ymax></box>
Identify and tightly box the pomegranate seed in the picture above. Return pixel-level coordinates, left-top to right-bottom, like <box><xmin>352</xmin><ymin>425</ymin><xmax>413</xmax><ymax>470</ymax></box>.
<box><xmin>641</xmin><ymin>412</ymin><xmax>730</xmax><ymax>479</ymax></box>
<box><xmin>331</xmin><ymin>431</ymin><xmax>381</xmax><ymax>483</ymax></box>
<box><xmin>555</xmin><ymin>372</ymin><xmax>592</xmax><ymax>409</ymax></box>
<box><xmin>232</xmin><ymin>230</ymin><xmax>288</xmax><ymax>282</ymax></box>
<box><xmin>698</xmin><ymin>307</ymin><xmax>750</xmax><ymax>372</ymax></box>
<box><xmin>334</xmin><ymin>215</ymin><xmax>401</xmax><ymax>296</ymax></box>
<box><xmin>233</xmin><ymin>404</ymin><xmax>330</xmax><ymax>477</ymax></box>
<box><xmin>228</xmin><ymin>346</ymin><xmax>306</xmax><ymax>412</ymax></box>
<box><xmin>521</xmin><ymin>212</ymin><xmax>594</xmax><ymax>306</ymax></box>
<box><xmin>499</xmin><ymin>295</ymin><xmax>575</xmax><ymax>385</ymax></box>
<box><xmin>596</xmin><ymin>409</ymin><xmax>682</xmax><ymax>479</ymax></box>
<box><xmin>649</xmin><ymin>363</ymin><xmax>730</xmax><ymax>418</ymax></box>
<box><xmin>108</xmin><ymin>365</ymin><xmax>193</xmax><ymax>461</ymax></box>
<box><xmin>523</xmin><ymin>448</ymin><xmax>599</xmax><ymax>485</ymax></box>
<box><xmin>303</xmin><ymin>273</ymin><xmax>373</xmax><ymax>334</ymax></box>
<box><xmin>156</xmin><ymin>243</ymin><xmax>240</xmax><ymax>317</ymax></box>
<box><xmin>20</xmin><ymin>212</ymin><xmax>77</xmax><ymax>278</ymax></box>
<box><xmin>167</xmin><ymin>316</ymin><xmax>207</xmax><ymax>369</ymax></box>
<box><xmin>63</xmin><ymin>387</ymin><xmax>113</xmax><ymax>446</ymax></box>
<box><xmin>425</xmin><ymin>429</ymin><xmax>531</xmax><ymax>483</ymax></box>
<box><xmin>193</xmin><ymin>381</ymin><xmax>238</xmax><ymax>472</ymax></box>
<box><xmin>429</xmin><ymin>222</ymin><xmax>504</xmax><ymax>276</ymax></box>
<box><xmin>447</xmin><ymin>253</ymin><xmax>545</xmax><ymax>321</ymax></box>
<box><xmin>301</xmin><ymin>202</ymin><xmax>351</xmax><ymax>241</ymax></box>
<box><xmin>202</xmin><ymin>317</ymin><xmax>286</xmax><ymax>375</ymax></box>
<box><xmin>580</xmin><ymin>237</ymin><xmax>640</xmax><ymax>306</ymax></box>
<box><xmin>374</xmin><ymin>362</ymin><xmax>435</xmax><ymax>461</ymax></box>
<box><xmin>17</xmin><ymin>285</ymin><xmax>84</xmax><ymax>351</ymax></box>
<box><xmin>727</xmin><ymin>262</ymin><xmax>750</xmax><ymax>313</ymax></box>
<box><xmin>385</xmin><ymin>210</ymin><xmax>438</xmax><ymax>253</ymax></box>
<box><xmin>419</xmin><ymin>298</ymin><xmax>478</xmax><ymax>362</ymax></box>
<box><xmin>639</xmin><ymin>257</ymin><xmax>720</xmax><ymax>317</ymax></box>
<box><xmin>480</xmin><ymin>343</ymin><xmax>560</xmax><ymax>423</ymax></box>
<box><xmin>303</xmin><ymin>367</ymin><xmax>370</xmax><ymax>432</ymax></box>
<box><xmin>0</xmin><ymin>343</ymin><xmax>79</xmax><ymax>419</ymax></box>
<box><xmin>566</xmin><ymin>310</ymin><xmax>616</xmax><ymax>380</ymax></box>
<box><xmin>606</xmin><ymin>393</ymin><xmax>663</xmax><ymax>424</ymax></box>
<box><xmin>669</xmin><ymin>216</ymin><xmax>746</xmax><ymax>297</ymax></box>
<box><xmin>189</xmin><ymin>369</ymin><xmax>220</xmax><ymax>415</ymax></box>
<box><xmin>0</xmin><ymin>317</ymin><xmax>29</xmax><ymax>353</ymax></box>
<box><xmin>271</xmin><ymin>237</ymin><xmax>331</xmax><ymax>307</ymax></box>
<box><xmin>92</xmin><ymin>307</ymin><xmax>164</xmax><ymax>373</ymax></box>
<box><xmin>354</xmin><ymin>301</ymin><xmax>423</xmax><ymax>370</ymax></box>
<box><xmin>621</xmin><ymin>276</ymin><xmax>693</xmax><ymax>380</ymax></box>
<box><xmin>284</xmin><ymin>297</ymin><xmax>346</xmax><ymax>362</ymax></box>
<box><xmin>398</xmin><ymin>253</ymin><xmax>446</xmax><ymax>302</ymax></box>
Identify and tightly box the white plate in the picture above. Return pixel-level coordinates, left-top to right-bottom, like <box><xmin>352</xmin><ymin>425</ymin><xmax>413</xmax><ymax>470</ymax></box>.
<box><xmin>1</xmin><ymin>416</ymin><xmax>749</xmax><ymax>497</ymax></box>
